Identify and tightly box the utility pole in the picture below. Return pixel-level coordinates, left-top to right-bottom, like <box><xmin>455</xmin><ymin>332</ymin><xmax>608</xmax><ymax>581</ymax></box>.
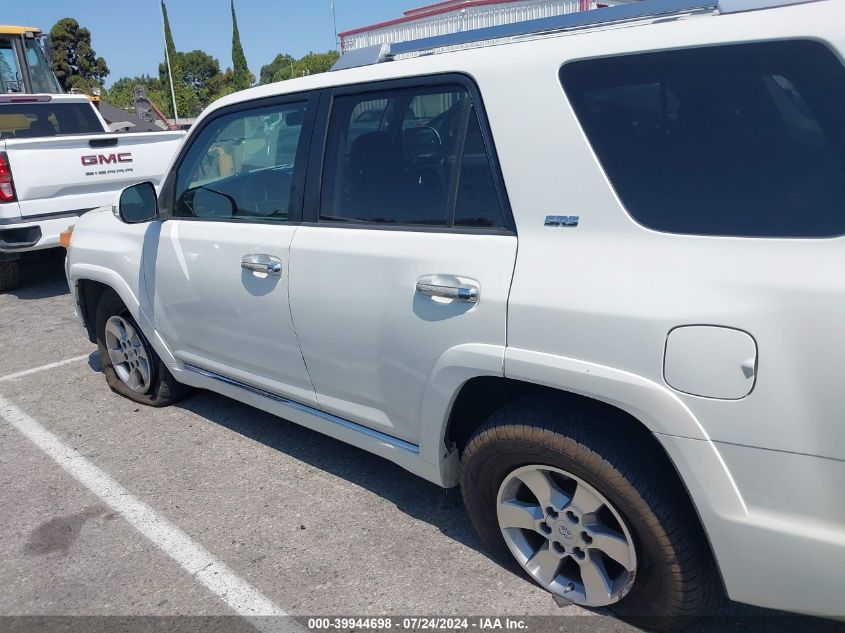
<box><xmin>163</xmin><ymin>43</ymin><xmax>178</xmax><ymax>126</ymax></box>
<box><xmin>331</xmin><ymin>0</ymin><xmax>339</xmax><ymax>51</ymax></box>
<box><xmin>160</xmin><ymin>1</ymin><xmax>179</xmax><ymax>126</ymax></box>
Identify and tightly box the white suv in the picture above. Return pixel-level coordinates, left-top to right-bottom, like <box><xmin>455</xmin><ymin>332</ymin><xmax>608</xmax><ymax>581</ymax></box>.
<box><xmin>65</xmin><ymin>0</ymin><xmax>845</xmax><ymax>628</ymax></box>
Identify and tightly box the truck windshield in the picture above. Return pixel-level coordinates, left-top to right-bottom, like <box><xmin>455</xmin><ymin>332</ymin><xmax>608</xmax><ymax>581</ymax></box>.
<box><xmin>0</xmin><ymin>38</ymin><xmax>23</xmax><ymax>93</ymax></box>
<box><xmin>25</xmin><ymin>39</ymin><xmax>62</xmax><ymax>93</ymax></box>
<box><xmin>0</xmin><ymin>102</ymin><xmax>103</xmax><ymax>138</ymax></box>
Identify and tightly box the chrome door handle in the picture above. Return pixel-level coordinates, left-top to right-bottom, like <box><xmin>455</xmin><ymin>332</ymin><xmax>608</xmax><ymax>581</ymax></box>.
<box><xmin>241</xmin><ymin>254</ymin><xmax>282</xmax><ymax>276</ymax></box>
<box><xmin>416</xmin><ymin>276</ymin><xmax>479</xmax><ymax>303</ymax></box>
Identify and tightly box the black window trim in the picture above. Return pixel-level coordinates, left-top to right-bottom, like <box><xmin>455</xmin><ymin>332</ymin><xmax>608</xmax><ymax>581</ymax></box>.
<box><xmin>446</xmin><ymin>99</ymin><xmax>473</xmax><ymax>228</ymax></box>
<box><xmin>302</xmin><ymin>72</ymin><xmax>516</xmax><ymax>235</ymax></box>
<box><xmin>159</xmin><ymin>90</ymin><xmax>321</xmax><ymax>225</ymax></box>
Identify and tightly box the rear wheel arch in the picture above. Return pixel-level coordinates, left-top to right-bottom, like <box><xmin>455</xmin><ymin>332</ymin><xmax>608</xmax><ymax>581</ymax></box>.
<box><xmin>445</xmin><ymin>376</ymin><xmax>703</xmax><ymax>507</ymax></box>
<box><xmin>440</xmin><ymin>349</ymin><xmax>710</xmax><ymax>462</ymax></box>
<box><xmin>446</xmin><ymin>377</ymin><xmax>662</xmax><ymax>454</ymax></box>
<box><xmin>444</xmin><ymin>376</ymin><xmax>725</xmax><ymax>593</ymax></box>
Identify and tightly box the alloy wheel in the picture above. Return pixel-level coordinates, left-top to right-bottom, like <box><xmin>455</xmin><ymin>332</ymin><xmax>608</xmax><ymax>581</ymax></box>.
<box><xmin>497</xmin><ymin>464</ymin><xmax>637</xmax><ymax>607</ymax></box>
<box><xmin>104</xmin><ymin>315</ymin><xmax>153</xmax><ymax>394</ymax></box>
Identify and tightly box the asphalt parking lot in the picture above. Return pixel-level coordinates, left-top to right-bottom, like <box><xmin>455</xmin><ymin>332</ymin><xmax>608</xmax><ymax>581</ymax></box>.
<box><xmin>1</xmin><ymin>255</ymin><xmax>843</xmax><ymax>633</ymax></box>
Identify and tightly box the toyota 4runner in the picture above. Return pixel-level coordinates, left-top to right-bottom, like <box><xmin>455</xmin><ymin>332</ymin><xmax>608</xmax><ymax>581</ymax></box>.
<box><xmin>65</xmin><ymin>0</ymin><xmax>845</xmax><ymax>629</ymax></box>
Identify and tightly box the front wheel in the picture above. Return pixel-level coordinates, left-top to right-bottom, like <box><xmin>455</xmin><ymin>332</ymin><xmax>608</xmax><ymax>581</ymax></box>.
<box><xmin>95</xmin><ymin>290</ymin><xmax>189</xmax><ymax>406</ymax></box>
<box><xmin>460</xmin><ymin>398</ymin><xmax>720</xmax><ymax>632</ymax></box>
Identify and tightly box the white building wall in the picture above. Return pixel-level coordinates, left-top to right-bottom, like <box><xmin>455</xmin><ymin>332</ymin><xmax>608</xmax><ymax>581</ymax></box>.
<box><xmin>341</xmin><ymin>0</ymin><xmax>636</xmax><ymax>52</ymax></box>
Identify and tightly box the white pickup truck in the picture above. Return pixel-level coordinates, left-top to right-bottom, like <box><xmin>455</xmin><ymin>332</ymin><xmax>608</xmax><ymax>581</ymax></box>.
<box><xmin>0</xmin><ymin>93</ymin><xmax>184</xmax><ymax>290</ymax></box>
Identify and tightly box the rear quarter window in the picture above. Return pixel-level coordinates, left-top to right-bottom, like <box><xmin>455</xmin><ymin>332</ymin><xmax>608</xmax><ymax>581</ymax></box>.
<box><xmin>560</xmin><ymin>40</ymin><xmax>845</xmax><ymax>238</ymax></box>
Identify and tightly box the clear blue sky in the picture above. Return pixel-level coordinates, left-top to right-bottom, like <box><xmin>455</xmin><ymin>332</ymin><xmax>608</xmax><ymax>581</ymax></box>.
<box><xmin>3</xmin><ymin>1</ymin><xmax>404</xmax><ymax>86</ymax></box>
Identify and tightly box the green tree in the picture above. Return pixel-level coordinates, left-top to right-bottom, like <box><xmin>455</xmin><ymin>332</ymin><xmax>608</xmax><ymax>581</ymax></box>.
<box><xmin>179</xmin><ymin>50</ymin><xmax>222</xmax><ymax>103</ymax></box>
<box><xmin>160</xmin><ymin>0</ymin><xmax>199</xmax><ymax>119</ymax></box>
<box><xmin>296</xmin><ymin>50</ymin><xmax>340</xmax><ymax>76</ymax></box>
<box><xmin>49</xmin><ymin>18</ymin><xmax>109</xmax><ymax>93</ymax></box>
<box><xmin>215</xmin><ymin>68</ymin><xmax>238</xmax><ymax>98</ymax></box>
<box><xmin>259</xmin><ymin>54</ymin><xmax>296</xmax><ymax>84</ymax></box>
<box><xmin>259</xmin><ymin>50</ymin><xmax>340</xmax><ymax>85</ymax></box>
<box><xmin>230</xmin><ymin>0</ymin><xmax>254</xmax><ymax>91</ymax></box>
<box><xmin>159</xmin><ymin>50</ymin><xmax>223</xmax><ymax>117</ymax></box>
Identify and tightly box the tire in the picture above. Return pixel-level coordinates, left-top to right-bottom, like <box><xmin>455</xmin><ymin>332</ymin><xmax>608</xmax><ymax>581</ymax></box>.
<box><xmin>460</xmin><ymin>396</ymin><xmax>720</xmax><ymax>632</ymax></box>
<box><xmin>0</xmin><ymin>259</ymin><xmax>21</xmax><ymax>292</ymax></box>
<box><xmin>95</xmin><ymin>289</ymin><xmax>189</xmax><ymax>407</ymax></box>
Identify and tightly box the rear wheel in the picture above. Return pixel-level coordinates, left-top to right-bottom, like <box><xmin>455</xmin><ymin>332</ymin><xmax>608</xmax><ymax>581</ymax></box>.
<box><xmin>0</xmin><ymin>259</ymin><xmax>21</xmax><ymax>292</ymax></box>
<box><xmin>460</xmin><ymin>398</ymin><xmax>720</xmax><ymax>632</ymax></box>
<box><xmin>95</xmin><ymin>290</ymin><xmax>188</xmax><ymax>406</ymax></box>
<box><xmin>495</xmin><ymin>463</ymin><xmax>638</xmax><ymax>607</ymax></box>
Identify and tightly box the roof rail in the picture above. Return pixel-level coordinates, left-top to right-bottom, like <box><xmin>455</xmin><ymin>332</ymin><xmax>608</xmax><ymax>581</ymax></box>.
<box><xmin>331</xmin><ymin>0</ymin><xmax>823</xmax><ymax>71</ymax></box>
<box><xmin>718</xmin><ymin>0</ymin><xmax>819</xmax><ymax>12</ymax></box>
<box><xmin>332</xmin><ymin>43</ymin><xmax>391</xmax><ymax>72</ymax></box>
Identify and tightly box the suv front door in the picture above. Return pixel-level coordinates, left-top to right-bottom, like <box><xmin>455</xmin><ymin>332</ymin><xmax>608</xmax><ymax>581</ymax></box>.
<box><xmin>148</xmin><ymin>94</ymin><xmax>318</xmax><ymax>405</ymax></box>
<box><xmin>289</xmin><ymin>78</ymin><xmax>517</xmax><ymax>445</ymax></box>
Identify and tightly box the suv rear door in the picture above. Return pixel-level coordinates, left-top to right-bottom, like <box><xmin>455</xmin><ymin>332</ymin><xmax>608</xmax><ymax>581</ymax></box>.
<box><xmin>289</xmin><ymin>76</ymin><xmax>516</xmax><ymax>447</ymax></box>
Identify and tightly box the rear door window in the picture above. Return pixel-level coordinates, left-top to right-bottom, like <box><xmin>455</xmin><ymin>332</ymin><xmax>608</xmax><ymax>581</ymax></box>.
<box><xmin>560</xmin><ymin>40</ymin><xmax>845</xmax><ymax>238</ymax></box>
<box><xmin>320</xmin><ymin>81</ymin><xmax>510</xmax><ymax>230</ymax></box>
<box><xmin>321</xmin><ymin>86</ymin><xmax>467</xmax><ymax>227</ymax></box>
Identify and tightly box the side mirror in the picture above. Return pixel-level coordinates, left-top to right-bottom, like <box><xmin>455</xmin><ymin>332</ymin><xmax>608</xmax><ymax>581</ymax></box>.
<box><xmin>114</xmin><ymin>182</ymin><xmax>159</xmax><ymax>224</ymax></box>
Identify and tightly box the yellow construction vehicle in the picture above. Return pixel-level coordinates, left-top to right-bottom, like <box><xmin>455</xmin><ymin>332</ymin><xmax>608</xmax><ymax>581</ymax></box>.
<box><xmin>0</xmin><ymin>26</ymin><xmax>62</xmax><ymax>94</ymax></box>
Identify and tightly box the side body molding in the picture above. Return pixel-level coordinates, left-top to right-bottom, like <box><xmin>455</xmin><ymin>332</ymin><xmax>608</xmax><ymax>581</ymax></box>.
<box><xmin>504</xmin><ymin>347</ymin><xmax>710</xmax><ymax>440</ymax></box>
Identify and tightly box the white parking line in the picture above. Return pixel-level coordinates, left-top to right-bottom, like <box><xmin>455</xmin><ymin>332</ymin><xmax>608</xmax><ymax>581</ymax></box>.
<box><xmin>0</xmin><ymin>394</ymin><xmax>295</xmax><ymax>632</ymax></box>
<box><xmin>0</xmin><ymin>354</ymin><xmax>92</xmax><ymax>382</ymax></box>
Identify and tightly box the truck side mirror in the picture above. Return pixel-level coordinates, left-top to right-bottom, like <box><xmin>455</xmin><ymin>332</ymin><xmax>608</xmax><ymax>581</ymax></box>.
<box><xmin>115</xmin><ymin>182</ymin><xmax>159</xmax><ymax>224</ymax></box>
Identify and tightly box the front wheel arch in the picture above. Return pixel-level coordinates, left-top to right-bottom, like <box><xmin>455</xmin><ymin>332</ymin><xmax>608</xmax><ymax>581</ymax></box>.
<box><xmin>94</xmin><ymin>289</ymin><xmax>189</xmax><ymax>407</ymax></box>
<box><xmin>77</xmin><ymin>279</ymin><xmax>110</xmax><ymax>342</ymax></box>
